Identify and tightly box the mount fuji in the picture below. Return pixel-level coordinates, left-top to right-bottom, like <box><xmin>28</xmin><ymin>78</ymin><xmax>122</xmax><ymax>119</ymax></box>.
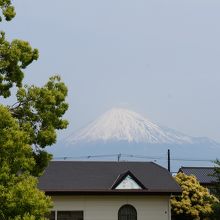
<box><xmin>51</xmin><ymin>108</ymin><xmax>220</xmax><ymax>171</ymax></box>
<box><xmin>66</xmin><ymin>108</ymin><xmax>217</xmax><ymax>146</ymax></box>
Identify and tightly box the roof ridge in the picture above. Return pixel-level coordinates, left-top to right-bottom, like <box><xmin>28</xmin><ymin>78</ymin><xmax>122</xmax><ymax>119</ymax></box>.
<box><xmin>181</xmin><ymin>166</ymin><xmax>215</xmax><ymax>169</ymax></box>
<box><xmin>51</xmin><ymin>160</ymin><xmax>152</xmax><ymax>163</ymax></box>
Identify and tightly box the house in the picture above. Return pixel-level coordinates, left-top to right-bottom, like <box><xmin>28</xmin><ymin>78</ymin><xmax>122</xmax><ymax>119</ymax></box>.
<box><xmin>38</xmin><ymin>161</ymin><xmax>181</xmax><ymax>220</ymax></box>
<box><xmin>179</xmin><ymin>167</ymin><xmax>217</xmax><ymax>193</ymax></box>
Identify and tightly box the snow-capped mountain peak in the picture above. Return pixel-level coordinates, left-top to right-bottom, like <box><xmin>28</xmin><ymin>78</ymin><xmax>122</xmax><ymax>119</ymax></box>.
<box><xmin>66</xmin><ymin>108</ymin><xmax>201</xmax><ymax>145</ymax></box>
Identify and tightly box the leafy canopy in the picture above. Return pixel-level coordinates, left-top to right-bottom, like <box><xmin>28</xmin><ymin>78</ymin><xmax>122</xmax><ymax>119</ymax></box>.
<box><xmin>0</xmin><ymin>105</ymin><xmax>52</xmax><ymax>220</ymax></box>
<box><xmin>0</xmin><ymin>1</ymin><xmax>69</xmax><ymax>219</ymax></box>
<box><xmin>208</xmin><ymin>160</ymin><xmax>220</xmax><ymax>220</ymax></box>
<box><xmin>0</xmin><ymin>0</ymin><xmax>15</xmax><ymax>21</ymax></box>
<box><xmin>0</xmin><ymin>32</ymin><xmax>39</xmax><ymax>98</ymax></box>
<box><xmin>212</xmin><ymin>160</ymin><xmax>220</xmax><ymax>198</ymax></box>
<box><xmin>0</xmin><ymin>13</ymin><xmax>68</xmax><ymax>177</ymax></box>
<box><xmin>171</xmin><ymin>172</ymin><xmax>218</xmax><ymax>220</ymax></box>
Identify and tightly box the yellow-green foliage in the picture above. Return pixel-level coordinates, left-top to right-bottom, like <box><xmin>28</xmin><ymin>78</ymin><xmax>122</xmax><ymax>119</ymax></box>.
<box><xmin>171</xmin><ymin>172</ymin><xmax>218</xmax><ymax>220</ymax></box>
<box><xmin>0</xmin><ymin>105</ymin><xmax>52</xmax><ymax>219</ymax></box>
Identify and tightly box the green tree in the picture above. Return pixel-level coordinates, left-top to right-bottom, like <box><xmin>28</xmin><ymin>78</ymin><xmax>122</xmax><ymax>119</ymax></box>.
<box><xmin>0</xmin><ymin>1</ymin><xmax>68</xmax><ymax>177</ymax></box>
<box><xmin>209</xmin><ymin>160</ymin><xmax>220</xmax><ymax>219</ymax></box>
<box><xmin>210</xmin><ymin>202</ymin><xmax>220</xmax><ymax>220</ymax></box>
<box><xmin>0</xmin><ymin>0</ymin><xmax>15</xmax><ymax>21</ymax></box>
<box><xmin>0</xmin><ymin>1</ymin><xmax>69</xmax><ymax>219</ymax></box>
<box><xmin>171</xmin><ymin>172</ymin><xmax>218</xmax><ymax>220</ymax></box>
<box><xmin>0</xmin><ymin>31</ymin><xmax>39</xmax><ymax>98</ymax></box>
<box><xmin>11</xmin><ymin>75</ymin><xmax>68</xmax><ymax>176</ymax></box>
<box><xmin>212</xmin><ymin>160</ymin><xmax>220</xmax><ymax>198</ymax></box>
<box><xmin>0</xmin><ymin>105</ymin><xmax>52</xmax><ymax>220</ymax></box>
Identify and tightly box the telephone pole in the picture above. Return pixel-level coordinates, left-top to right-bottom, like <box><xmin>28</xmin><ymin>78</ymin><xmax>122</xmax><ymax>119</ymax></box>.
<box><xmin>168</xmin><ymin>149</ymin><xmax>171</xmax><ymax>172</ymax></box>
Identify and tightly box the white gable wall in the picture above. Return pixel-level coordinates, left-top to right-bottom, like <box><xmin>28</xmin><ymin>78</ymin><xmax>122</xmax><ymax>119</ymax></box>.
<box><xmin>51</xmin><ymin>195</ymin><xmax>171</xmax><ymax>220</ymax></box>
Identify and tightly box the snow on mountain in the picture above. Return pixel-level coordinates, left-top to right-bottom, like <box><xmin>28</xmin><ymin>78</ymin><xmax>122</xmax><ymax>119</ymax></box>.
<box><xmin>66</xmin><ymin>108</ymin><xmax>217</xmax><ymax>145</ymax></box>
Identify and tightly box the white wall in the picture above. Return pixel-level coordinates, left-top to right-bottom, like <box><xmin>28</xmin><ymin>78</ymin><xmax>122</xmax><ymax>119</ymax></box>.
<box><xmin>51</xmin><ymin>195</ymin><xmax>171</xmax><ymax>220</ymax></box>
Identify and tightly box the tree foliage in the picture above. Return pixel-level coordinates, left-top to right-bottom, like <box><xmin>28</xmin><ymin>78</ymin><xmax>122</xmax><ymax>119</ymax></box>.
<box><xmin>171</xmin><ymin>172</ymin><xmax>218</xmax><ymax>220</ymax></box>
<box><xmin>0</xmin><ymin>3</ymin><xmax>68</xmax><ymax>178</ymax></box>
<box><xmin>0</xmin><ymin>32</ymin><xmax>39</xmax><ymax>98</ymax></box>
<box><xmin>210</xmin><ymin>202</ymin><xmax>220</xmax><ymax>220</ymax></box>
<box><xmin>0</xmin><ymin>1</ymin><xmax>69</xmax><ymax>219</ymax></box>
<box><xmin>208</xmin><ymin>160</ymin><xmax>220</xmax><ymax>220</ymax></box>
<box><xmin>11</xmin><ymin>75</ymin><xmax>69</xmax><ymax>176</ymax></box>
<box><xmin>0</xmin><ymin>105</ymin><xmax>52</xmax><ymax>220</ymax></box>
<box><xmin>0</xmin><ymin>0</ymin><xmax>15</xmax><ymax>21</ymax></box>
<box><xmin>212</xmin><ymin>160</ymin><xmax>220</xmax><ymax>198</ymax></box>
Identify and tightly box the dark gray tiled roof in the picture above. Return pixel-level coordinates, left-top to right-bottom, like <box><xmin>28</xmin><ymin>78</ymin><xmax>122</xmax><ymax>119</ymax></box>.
<box><xmin>38</xmin><ymin>161</ymin><xmax>181</xmax><ymax>194</ymax></box>
<box><xmin>179</xmin><ymin>167</ymin><xmax>217</xmax><ymax>184</ymax></box>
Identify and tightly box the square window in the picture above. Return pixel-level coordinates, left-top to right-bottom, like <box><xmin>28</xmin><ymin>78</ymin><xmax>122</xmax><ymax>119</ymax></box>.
<box><xmin>57</xmin><ymin>211</ymin><xmax>83</xmax><ymax>220</ymax></box>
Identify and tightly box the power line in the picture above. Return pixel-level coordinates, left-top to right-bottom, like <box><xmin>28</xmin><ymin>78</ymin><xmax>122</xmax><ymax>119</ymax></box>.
<box><xmin>170</xmin><ymin>158</ymin><xmax>213</xmax><ymax>162</ymax></box>
<box><xmin>54</xmin><ymin>154</ymin><xmax>120</xmax><ymax>160</ymax></box>
<box><xmin>53</xmin><ymin>153</ymin><xmax>214</xmax><ymax>162</ymax></box>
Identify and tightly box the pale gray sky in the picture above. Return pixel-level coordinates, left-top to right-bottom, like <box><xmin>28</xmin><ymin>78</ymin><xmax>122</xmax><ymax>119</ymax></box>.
<box><xmin>1</xmin><ymin>0</ymin><xmax>220</xmax><ymax>141</ymax></box>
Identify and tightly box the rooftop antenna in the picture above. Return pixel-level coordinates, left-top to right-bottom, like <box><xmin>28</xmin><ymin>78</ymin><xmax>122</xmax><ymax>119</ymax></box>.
<box><xmin>117</xmin><ymin>153</ymin><xmax>122</xmax><ymax>162</ymax></box>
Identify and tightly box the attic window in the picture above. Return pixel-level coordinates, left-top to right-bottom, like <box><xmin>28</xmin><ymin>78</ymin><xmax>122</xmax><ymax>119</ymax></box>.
<box><xmin>115</xmin><ymin>175</ymin><xmax>143</xmax><ymax>189</ymax></box>
<box><xmin>111</xmin><ymin>170</ymin><xmax>146</xmax><ymax>190</ymax></box>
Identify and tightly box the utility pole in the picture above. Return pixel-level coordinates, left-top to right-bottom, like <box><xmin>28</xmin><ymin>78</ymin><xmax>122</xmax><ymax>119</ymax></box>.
<box><xmin>168</xmin><ymin>149</ymin><xmax>171</xmax><ymax>172</ymax></box>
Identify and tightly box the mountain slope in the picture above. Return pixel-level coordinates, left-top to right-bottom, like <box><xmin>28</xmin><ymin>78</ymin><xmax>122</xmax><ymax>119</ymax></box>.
<box><xmin>66</xmin><ymin>108</ymin><xmax>218</xmax><ymax>146</ymax></box>
<box><xmin>50</xmin><ymin>108</ymin><xmax>220</xmax><ymax>170</ymax></box>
